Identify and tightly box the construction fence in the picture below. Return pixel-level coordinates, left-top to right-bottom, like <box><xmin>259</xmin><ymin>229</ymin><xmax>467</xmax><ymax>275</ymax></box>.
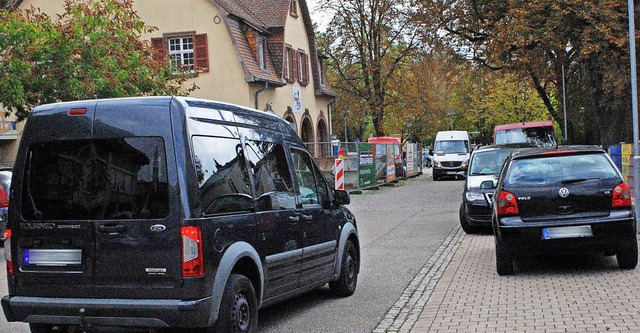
<box><xmin>305</xmin><ymin>141</ymin><xmax>424</xmax><ymax>193</ymax></box>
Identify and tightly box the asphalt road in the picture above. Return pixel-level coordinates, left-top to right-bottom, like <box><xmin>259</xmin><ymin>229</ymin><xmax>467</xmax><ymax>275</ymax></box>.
<box><xmin>0</xmin><ymin>171</ymin><xmax>464</xmax><ymax>333</ymax></box>
<box><xmin>259</xmin><ymin>173</ymin><xmax>463</xmax><ymax>333</ymax></box>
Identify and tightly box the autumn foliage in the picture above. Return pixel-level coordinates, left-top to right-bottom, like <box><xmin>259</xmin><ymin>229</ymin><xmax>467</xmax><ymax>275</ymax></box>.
<box><xmin>0</xmin><ymin>0</ymin><xmax>195</xmax><ymax>120</ymax></box>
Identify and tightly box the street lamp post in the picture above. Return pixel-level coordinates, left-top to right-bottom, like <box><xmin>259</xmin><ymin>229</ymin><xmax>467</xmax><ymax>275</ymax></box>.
<box><xmin>447</xmin><ymin>111</ymin><xmax>455</xmax><ymax>130</ymax></box>
<box><xmin>344</xmin><ymin>110</ymin><xmax>349</xmax><ymax>143</ymax></box>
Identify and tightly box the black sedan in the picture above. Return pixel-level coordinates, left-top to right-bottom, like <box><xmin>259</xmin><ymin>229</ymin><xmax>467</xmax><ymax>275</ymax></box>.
<box><xmin>492</xmin><ymin>146</ymin><xmax>637</xmax><ymax>275</ymax></box>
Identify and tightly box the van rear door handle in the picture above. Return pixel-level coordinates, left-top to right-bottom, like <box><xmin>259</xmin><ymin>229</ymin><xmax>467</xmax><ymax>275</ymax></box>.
<box><xmin>98</xmin><ymin>224</ymin><xmax>126</xmax><ymax>234</ymax></box>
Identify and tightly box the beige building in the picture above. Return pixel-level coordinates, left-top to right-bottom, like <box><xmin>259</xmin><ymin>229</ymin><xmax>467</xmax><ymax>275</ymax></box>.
<box><xmin>4</xmin><ymin>0</ymin><xmax>336</xmax><ymax>165</ymax></box>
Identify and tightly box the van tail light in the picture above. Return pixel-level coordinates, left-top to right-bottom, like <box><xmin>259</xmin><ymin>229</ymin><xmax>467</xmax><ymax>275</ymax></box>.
<box><xmin>497</xmin><ymin>191</ymin><xmax>519</xmax><ymax>216</ymax></box>
<box><xmin>0</xmin><ymin>187</ymin><xmax>8</xmax><ymax>208</ymax></box>
<box><xmin>612</xmin><ymin>183</ymin><xmax>632</xmax><ymax>208</ymax></box>
<box><xmin>4</xmin><ymin>229</ymin><xmax>12</xmax><ymax>277</ymax></box>
<box><xmin>181</xmin><ymin>226</ymin><xmax>204</xmax><ymax>277</ymax></box>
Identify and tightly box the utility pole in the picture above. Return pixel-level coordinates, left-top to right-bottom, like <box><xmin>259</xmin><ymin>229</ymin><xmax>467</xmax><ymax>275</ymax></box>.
<box><xmin>628</xmin><ymin>0</ymin><xmax>640</xmax><ymax>230</ymax></box>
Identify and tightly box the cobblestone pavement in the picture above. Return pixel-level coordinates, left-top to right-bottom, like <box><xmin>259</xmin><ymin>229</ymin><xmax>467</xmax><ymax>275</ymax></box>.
<box><xmin>378</xmin><ymin>227</ymin><xmax>640</xmax><ymax>333</ymax></box>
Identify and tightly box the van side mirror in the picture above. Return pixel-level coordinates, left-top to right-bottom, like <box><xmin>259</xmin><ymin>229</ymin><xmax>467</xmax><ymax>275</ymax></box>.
<box><xmin>480</xmin><ymin>180</ymin><xmax>495</xmax><ymax>189</ymax></box>
<box><xmin>429</xmin><ymin>149</ymin><xmax>434</xmax><ymax>156</ymax></box>
<box><xmin>334</xmin><ymin>190</ymin><xmax>350</xmax><ymax>205</ymax></box>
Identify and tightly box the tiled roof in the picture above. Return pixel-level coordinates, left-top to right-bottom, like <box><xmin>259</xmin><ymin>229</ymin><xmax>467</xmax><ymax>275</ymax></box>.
<box><xmin>226</xmin><ymin>18</ymin><xmax>283</xmax><ymax>85</ymax></box>
<box><xmin>239</xmin><ymin>0</ymin><xmax>289</xmax><ymax>28</ymax></box>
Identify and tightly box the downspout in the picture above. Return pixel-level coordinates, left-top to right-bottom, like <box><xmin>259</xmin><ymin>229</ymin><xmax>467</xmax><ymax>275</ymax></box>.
<box><xmin>255</xmin><ymin>81</ymin><xmax>269</xmax><ymax>110</ymax></box>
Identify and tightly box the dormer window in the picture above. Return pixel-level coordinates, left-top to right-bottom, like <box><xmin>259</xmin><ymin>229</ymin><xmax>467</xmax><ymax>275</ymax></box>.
<box><xmin>257</xmin><ymin>36</ymin><xmax>267</xmax><ymax>70</ymax></box>
<box><xmin>289</xmin><ymin>0</ymin><xmax>298</xmax><ymax>17</ymax></box>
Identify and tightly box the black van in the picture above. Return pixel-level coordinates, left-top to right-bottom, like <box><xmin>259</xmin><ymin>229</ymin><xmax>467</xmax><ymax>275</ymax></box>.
<box><xmin>1</xmin><ymin>97</ymin><xmax>359</xmax><ymax>333</ymax></box>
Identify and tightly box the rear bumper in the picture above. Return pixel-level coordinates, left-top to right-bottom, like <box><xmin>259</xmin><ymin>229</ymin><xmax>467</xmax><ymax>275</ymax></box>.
<box><xmin>2</xmin><ymin>295</ymin><xmax>212</xmax><ymax>328</ymax></box>
<box><xmin>495</xmin><ymin>210</ymin><xmax>637</xmax><ymax>257</ymax></box>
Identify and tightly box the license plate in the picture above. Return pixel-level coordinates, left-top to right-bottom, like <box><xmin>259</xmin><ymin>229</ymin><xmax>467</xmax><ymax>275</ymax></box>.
<box><xmin>542</xmin><ymin>226</ymin><xmax>593</xmax><ymax>240</ymax></box>
<box><xmin>446</xmin><ymin>171</ymin><xmax>457</xmax><ymax>175</ymax></box>
<box><xmin>24</xmin><ymin>249</ymin><xmax>82</xmax><ymax>266</ymax></box>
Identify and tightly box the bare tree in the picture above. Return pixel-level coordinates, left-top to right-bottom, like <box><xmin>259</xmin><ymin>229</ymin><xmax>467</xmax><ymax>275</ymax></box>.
<box><xmin>317</xmin><ymin>0</ymin><xmax>419</xmax><ymax>136</ymax></box>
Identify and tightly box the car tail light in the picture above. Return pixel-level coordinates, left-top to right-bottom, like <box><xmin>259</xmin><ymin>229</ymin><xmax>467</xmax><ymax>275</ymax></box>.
<box><xmin>497</xmin><ymin>191</ymin><xmax>519</xmax><ymax>216</ymax></box>
<box><xmin>0</xmin><ymin>187</ymin><xmax>8</xmax><ymax>208</ymax></box>
<box><xmin>612</xmin><ymin>183</ymin><xmax>632</xmax><ymax>208</ymax></box>
<box><xmin>4</xmin><ymin>229</ymin><xmax>12</xmax><ymax>277</ymax></box>
<box><xmin>181</xmin><ymin>226</ymin><xmax>204</xmax><ymax>277</ymax></box>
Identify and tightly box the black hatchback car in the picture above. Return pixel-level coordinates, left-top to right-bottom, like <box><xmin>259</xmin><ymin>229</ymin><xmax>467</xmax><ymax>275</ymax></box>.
<box><xmin>493</xmin><ymin>146</ymin><xmax>638</xmax><ymax>275</ymax></box>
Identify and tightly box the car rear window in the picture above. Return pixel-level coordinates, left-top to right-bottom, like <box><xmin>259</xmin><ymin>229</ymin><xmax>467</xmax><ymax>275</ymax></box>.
<box><xmin>505</xmin><ymin>153</ymin><xmax>619</xmax><ymax>186</ymax></box>
<box><xmin>22</xmin><ymin>138</ymin><xmax>169</xmax><ymax>220</ymax></box>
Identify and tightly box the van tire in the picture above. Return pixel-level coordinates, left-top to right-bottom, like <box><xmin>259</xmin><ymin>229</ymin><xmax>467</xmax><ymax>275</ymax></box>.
<box><xmin>330</xmin><ymin>240</ymin><xmax>358</xmax><ymax>297</ymax></box>
<box><xmin>213</xmin><ymin>274</ymin><xmax>258</xmax><ymax>333</ymax></box>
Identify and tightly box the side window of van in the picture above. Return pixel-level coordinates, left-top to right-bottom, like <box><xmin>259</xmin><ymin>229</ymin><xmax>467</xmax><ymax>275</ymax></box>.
<box><xmin>290</xmin><ymin>148</ymin><xmax>320</xmax><ymax>205</ymax></box>
<box><xmin>192</xmin><ymin>136</ymin><xmax>253</xmax><ymax>215</ymax></box>
<box><xmin>22</xmin><ymin>138</ymin><xmax>169</xmax><ymax>220</ymax></box>
<box><xmin>244</xmin><ymin>140</ymin><xmax>296</xmax><ymax>211</ymax></box>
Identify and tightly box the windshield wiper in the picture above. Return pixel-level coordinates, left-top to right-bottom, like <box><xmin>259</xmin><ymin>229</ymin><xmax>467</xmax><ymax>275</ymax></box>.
<box><xmin>561</xmin><ymin>177</ymin><xmax>600</xmax><ymax>184</ymax></box>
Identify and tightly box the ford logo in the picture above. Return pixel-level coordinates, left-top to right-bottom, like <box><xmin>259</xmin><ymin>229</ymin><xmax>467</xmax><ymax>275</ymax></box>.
<box><xmin>150</xmin><ymin>224</ymin><xmax>166</xmax><ymax>232</ymax></box>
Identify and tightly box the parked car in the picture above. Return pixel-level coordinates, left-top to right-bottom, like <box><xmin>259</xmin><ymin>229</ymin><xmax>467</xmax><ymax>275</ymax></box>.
<box><xmin>0</xmin><ymin>165</ymin><xmax>11</xmax><ymax>243</ymax></box>
<box><xmin>459</xmin><ymin>144</ymin><xmax>534</xmax><ymax>234</ymax></box>
<box><xmin>492</xmin><ymin>146</ymin><xmax>637</xmax><ymax>275</ymax></box>
<box><xmin>1</xmin><ymin>97</ymin><xmax>360</xmax><ymax>333</ymax></box>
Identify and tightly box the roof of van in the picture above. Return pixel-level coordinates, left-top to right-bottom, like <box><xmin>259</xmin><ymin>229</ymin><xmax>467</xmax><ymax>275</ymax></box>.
<box><xmin>494</xmin><ymin>121</ymin><xmax>554</xmax><ymax>131</ymax></box>
<box><xmin>435</xmin><ymin>131</ymin><xmax>469</xmax><ymax>140</ymax></box>
<box><xmin>30</xmin><ymin>96</ymin><xmax>302</xmax><ymax>142</ymax></box>
<box><xmin>32</xmin><ymin>96</ymin><xmax>287</xmax><ymax>123</ymax></box>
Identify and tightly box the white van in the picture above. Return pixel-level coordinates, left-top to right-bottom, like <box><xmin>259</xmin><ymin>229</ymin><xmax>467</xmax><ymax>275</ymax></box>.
<box><xmin>431</xmin><ymin>131</ymin><xmax>470</xmax><ymax>181</ymax></box>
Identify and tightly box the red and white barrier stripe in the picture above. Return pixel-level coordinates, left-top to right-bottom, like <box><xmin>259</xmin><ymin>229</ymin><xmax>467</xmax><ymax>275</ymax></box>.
<box><xmin>335</xmin><ymin>159</ymin><xmax>344</xmax><ymax>190</ymax></box>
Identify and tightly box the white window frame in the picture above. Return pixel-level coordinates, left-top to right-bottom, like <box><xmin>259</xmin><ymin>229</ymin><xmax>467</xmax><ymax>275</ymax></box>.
<box><xmin>168</xmin><ymin>36</ymin><xmax>195</xmax><ymax>74</ymax></box>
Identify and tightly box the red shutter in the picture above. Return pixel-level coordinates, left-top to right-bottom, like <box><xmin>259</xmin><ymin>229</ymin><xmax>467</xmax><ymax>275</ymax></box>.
<box><xmin>302</xmin><ymin>53</ymin><xmax>309</xmax><ymax>86</ymax></box>
<box><xmin>195</xmin><ymin>33</ymin><xmax>209</xmax><ymax>73</ymax></box>
<box><xmin>288</xmin><ymin>48</ymin><xmax>295</xmax><ymax>82</ymax></box>
<box><xmin>293</xmin><ymin>49</ymin><xmax>299</xmax><ymax>83</ymax></box>
<box><xmin>151</xmin><ymin>37</ymin><xmax>166</xmax><ymax>63</ymax></box>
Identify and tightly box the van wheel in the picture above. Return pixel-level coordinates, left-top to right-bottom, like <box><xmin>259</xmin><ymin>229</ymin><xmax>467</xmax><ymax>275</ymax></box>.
<box><xmin>330</xmin><ymin>240</ymin><xmax>358</xmax><ymax>297</ymax></box>
<box><xmin>617</xmin><ymin>238</ymin><xmax>638</xmax><ymax>269</ymax></box>
<box><xmin>213</xmin><ymin>274</ymin><xmax>258</xmax><ymax>333</ymax></box>
<box><xmin>29</xmin><ymin>324</ymin><xmax>67</xmax><ymax>333</ymax></box>
<box><xmin>459</xmin><ymin>203</ymin><xmax>478</xmax><ymax>234</ymax></box>
<box><xmin>495</xmin><ymin>242</ymin><xmax>514</xmax><ymax>276</ymax></box>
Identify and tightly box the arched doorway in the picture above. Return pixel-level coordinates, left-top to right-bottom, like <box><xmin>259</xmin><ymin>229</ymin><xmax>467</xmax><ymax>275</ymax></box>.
<box><xmin>317</xmin><ymin>118</ymin><xmax>329</xmax><ymax>156</ymax></box>
<box><xmin>300</xmin><ymin>114</ymin><xmax>314</xmax><ymax>153</ymax></box>
<box><xmin>283</xmin><ymin>107</ymin><xmax>297</xmax><ymax>134</ymax></box>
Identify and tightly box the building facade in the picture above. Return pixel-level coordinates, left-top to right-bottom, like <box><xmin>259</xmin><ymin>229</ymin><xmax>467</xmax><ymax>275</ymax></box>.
<box><xmin>4</xmin><ymin>0</ymin><xmax>335</xmax><ymax>165</ymax></box>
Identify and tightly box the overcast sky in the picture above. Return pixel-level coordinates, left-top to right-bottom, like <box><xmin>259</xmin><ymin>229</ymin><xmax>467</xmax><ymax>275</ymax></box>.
<box><xmin>306</xmin><ymin>0</ymin><xmax>331</xmax><ymax>32</ymax></box>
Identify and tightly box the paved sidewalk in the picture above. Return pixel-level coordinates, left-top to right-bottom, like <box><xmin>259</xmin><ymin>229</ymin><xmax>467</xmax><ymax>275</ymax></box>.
<box><xmin>378</xmin><ymin>227</ymin><xmax>640</xmax><ymax>333</ymax></box>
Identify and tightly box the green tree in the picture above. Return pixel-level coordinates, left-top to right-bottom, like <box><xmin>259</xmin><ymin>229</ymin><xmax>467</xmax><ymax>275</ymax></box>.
<box><xmin>0</xmin><ymin>0</ymin><xmax>195</xmax><ymax>120</ymax></box>
<box><xmin>417</xmin><ymin>0</ymin><xmax>632</xmax><ymax>145</ymax></box>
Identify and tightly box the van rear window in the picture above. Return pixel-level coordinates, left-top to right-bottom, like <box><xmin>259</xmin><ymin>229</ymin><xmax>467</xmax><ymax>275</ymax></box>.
<box><xmin>22</xmin><ymin>138</ymin><xmax>169</xmax><ymax>220</ymax></box>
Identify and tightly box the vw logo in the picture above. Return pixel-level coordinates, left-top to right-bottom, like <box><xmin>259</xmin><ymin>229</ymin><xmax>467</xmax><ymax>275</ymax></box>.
<box><xmin>150</xmin><ymin>224</ymin><xmax>166</xmax><ymax>232</ymax></box>
<box><xmin>559</xmin><ymin>188</ymin><xmax>570</xmax><ymax>198</ymax></box>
